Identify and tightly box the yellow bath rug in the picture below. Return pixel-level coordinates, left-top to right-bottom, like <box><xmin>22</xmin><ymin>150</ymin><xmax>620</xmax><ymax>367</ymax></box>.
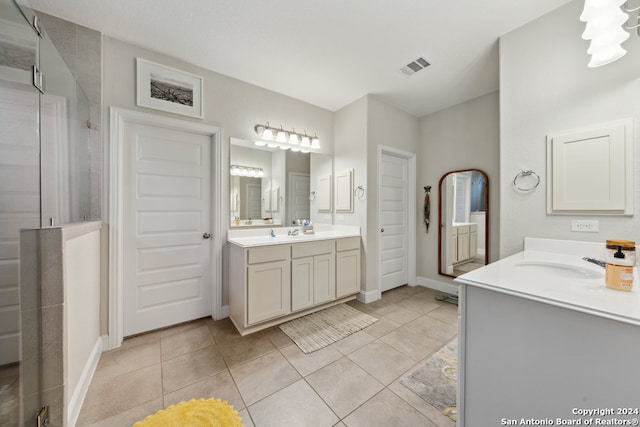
<box><xmin>133</xmin><ymin>398</ymin><xmax>243</xmax><ymax>427</ymax></box>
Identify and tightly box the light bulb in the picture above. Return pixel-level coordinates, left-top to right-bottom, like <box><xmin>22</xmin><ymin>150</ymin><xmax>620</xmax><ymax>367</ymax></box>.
<box><xmin>267</xmin><ymin>142</ymin><xmax>278</xmax><ymax>148</ymax></box>
<box><xmin>279</xmin><ymin>145</ymin><xmax>289</xmax><ymax>150</ymax></box>
<box><xmin>254</xmin><ymin>140</ymin><xmax>266</xmax><ymax>146</ymax></box>
<box><xmin>290</xmin><ymin>147</ymin><xmax>301</xmax><ymax>152</ymax></box>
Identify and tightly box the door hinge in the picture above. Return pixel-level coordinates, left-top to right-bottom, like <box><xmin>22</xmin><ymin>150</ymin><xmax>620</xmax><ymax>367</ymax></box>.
<box><xmin>33</xmin><ymin>66</ymin><xmax>44</xmax><ymax>93</ymax></box>
<box><xmin>32</xmin><ymin>15</ymin><xmax>43</xmax><ymax>38</ymax></box>
<box><xmin>36</xmin><ymin>405</ymin><xmax>49</xmax><ymax>426</ymax></box>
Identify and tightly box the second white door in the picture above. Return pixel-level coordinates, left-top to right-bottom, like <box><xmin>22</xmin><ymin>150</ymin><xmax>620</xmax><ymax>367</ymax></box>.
<box><xmin>123</xmin><ymin>122</ymin><xmax>212</xmax><ymax>336</ymax></box>
<box><xmin>379</xmin><ymin>152</ymin><xmax>409</xmax><ymax>292</ymax></box>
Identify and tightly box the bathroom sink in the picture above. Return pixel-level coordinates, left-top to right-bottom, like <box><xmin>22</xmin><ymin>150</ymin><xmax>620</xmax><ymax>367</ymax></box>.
<box><xmin>513</xmin><ymin>260</ymin><xmax>604</xmax><ymax>279</ymax></box>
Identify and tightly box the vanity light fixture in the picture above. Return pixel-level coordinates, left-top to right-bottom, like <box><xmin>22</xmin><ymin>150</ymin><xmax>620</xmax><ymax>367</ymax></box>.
<box><xmin>230</xmin><ymin>164</ymin><xmax>264</xmax><ymax>178</ymax></box>
<box><xmin>254</xmin><ymin>123</ymin><xmax>320</xmax><ymax>150</ymax></box>
<box><xmin>580</xmin><ymin>0</ymin><xmax>637</xmax><ymax>67</ymax></box>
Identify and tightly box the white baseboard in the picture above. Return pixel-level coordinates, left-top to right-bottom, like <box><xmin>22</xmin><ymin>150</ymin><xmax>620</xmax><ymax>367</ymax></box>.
<box><xmin>357</xmin><ymin>289</ymin><xmax>381</xmax><ymax>303</ymax></box>
<box><xmin>416</xmin><ymin>276</ymin><xmax>460</xmax><ymax>295</ymax></box>
<box><xmin>219</xmin><ymin>305</ymin><xmax>230</xmax><ymax>319</ymax></box>
<box><xmin>67</xmin><ymin>336</ymin><xmax>103</xmax><ymax>427</ymax></box>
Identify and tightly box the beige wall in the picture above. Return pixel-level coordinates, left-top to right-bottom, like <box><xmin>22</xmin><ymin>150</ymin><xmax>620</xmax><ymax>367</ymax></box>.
<box><xmin>500</xmin><ymin>0</ymin><xmax>640</xmax><ymax>257</ymax></box>
<box><xmin>417</xmin><ymin>91</ymin><xmax>500</xmax><ymax>285</ymax></box>
<box><xmin>102</xmin><ymin>37</ymin><xmax>335</xmax><ymax>332</ymax></box>
<box><xmin>366</xmin><ymin>96</ymin><xmax>420</xmax><ymax>293</ymax></box>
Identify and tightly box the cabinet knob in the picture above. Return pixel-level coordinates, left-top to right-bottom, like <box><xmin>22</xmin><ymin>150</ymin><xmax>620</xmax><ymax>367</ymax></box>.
<box><xmin>203</xmin><ymin>233</ymin><xmax>211</xmax><ymax>239</ymax></box>
<box><xmin>381</xmin><ymin>228</ymin><xmax>384</xmax><ymax>233</ymax></box>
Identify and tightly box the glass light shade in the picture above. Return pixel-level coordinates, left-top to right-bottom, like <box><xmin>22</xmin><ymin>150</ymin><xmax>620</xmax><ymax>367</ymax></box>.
<box><xmin>278</xmin><ymin>145</ymin><xmax>289</xmax><ymax>150</ymax></box>
<box><xmin>257</xmin><ymin>170</ymin><xmax>264</xmax><ymax>178</ymax></box>
<box><xmin>580</xmin><ymin>0</ymin><xmax>627</xmax><ymax>21</ymax></box>
<box><xmin>248</xmin><ymin>169</ymin><xmax>257</xmax><ymax>177</ymax></box>
<box><xmin>587</xmin><ymin>28</ymin><xmax>629</xmax><ymax>54</ymax></box>
<box><xmin>230</xmin><ymin>166</ymin><xmax>238</xmax><ymax>176</ymax></box>
<box><xmin>300</xmin><ymin>149</ymin><xmax>310</xmax><ymax>154</ymax></box>
<box><xmin>254</xmin><ymin>140</ymin><xmax>267</xmax><ymax>146</ymax></box>
<box><xmin>311</xmin><ymin>136</ymin><xmax>320</xmax><ymax>149</ymax></box>
<box><xmin>288</xmin><ymin>133</ymin><xmax>300</xmax><ymax>145</ymax></box>
<box><xmin>301</xmin><ymin>136</ymin><xmax>311</xmax><ymax>148</ymax></box>
<box><xmin>290</xmin><ymin>147</ymin><xmax>301</xmax><ymax>152</ymax></box>
<box><xmin>262</xmin><ymin>128</ymin><xmax>274</xmax><ymax>140</ymax></box>
<box><xmin>276</xmin><ymin>130</ymin><xmax>287</xmax><ymax>143</ymax></box>
<box><xmin>581</xmin><ymin>9</ymin><xmax>628</xmax><ymax>39</ymax></box>
<box><xmin>239</xmin><ymin>167</ymin><xmax>248</xmax><ymax>176</ymax></box>
<box><xmin>267</xmin><ymin>142</ymin><xmax>278</xmax><ymax>148</ymax></box>
<box><xmin>588</xmin><ymin>44</ymin><xmax>627</xmax><ymax>67</ymax></box>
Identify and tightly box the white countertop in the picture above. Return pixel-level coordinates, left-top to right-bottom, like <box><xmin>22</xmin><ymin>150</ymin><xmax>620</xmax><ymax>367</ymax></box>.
<box><xmin>455</xmin><ymin>237</ymin><xmax>640</xmax><ymax>326</ymax></box>
<box><xmin>227</xmin><ymin>224</ymin><xmax>360</xmax><ymax>248</ymax></box>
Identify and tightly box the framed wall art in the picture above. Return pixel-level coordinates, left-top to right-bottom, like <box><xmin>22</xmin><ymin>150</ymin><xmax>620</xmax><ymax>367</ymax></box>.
<box><xmin>136</xmin><ymin>58</ymin><xmax>203</xmax><ymax>119</ymax></box>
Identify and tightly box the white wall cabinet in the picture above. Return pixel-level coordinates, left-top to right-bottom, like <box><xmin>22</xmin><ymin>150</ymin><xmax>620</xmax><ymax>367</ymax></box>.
<box><xmin>230</xmin><ymin>236</ymin><xmax>361</xmax><ymax>335</ymax></box>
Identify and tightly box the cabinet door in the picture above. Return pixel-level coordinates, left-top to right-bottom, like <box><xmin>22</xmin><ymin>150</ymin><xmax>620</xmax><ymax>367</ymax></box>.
<box><xmin>336</xmin><ymin>249</ymin><xmax>361</xmax><ymax>298</ymax></box>
<box><xmin>458</xmin><ymin>233</ymin><xmax>470</xmax><ymax>261</ymax></box>
<box><xmin>451</xmin><ymin>230</ymin><xmax>459</xmax><ymax>263</ymax></box>
<box><xmin>291</xmin><ymin>257</ymin><xmax>314</xmax><ymax>311</ymax></box>
<box><xmin>247</xmin><ymin>260</ymin><xmax>291</xmax><ymax>324</ymax></box>
<box><xmin>470</xmin><ymin>232</ymin><xmax>478</xmax><ymax>259</ymax></box>
<box><xmin>314</xmin><ymin>253</ymin><xmax>335</xmax><ymax>304</ymax></box>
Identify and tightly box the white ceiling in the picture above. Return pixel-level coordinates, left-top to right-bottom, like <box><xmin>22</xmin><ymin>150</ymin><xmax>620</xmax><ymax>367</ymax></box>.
<box><xmin>25</xmin><ymin>0</ymin><xmax>575</xmax><ymax>117</ymax></box>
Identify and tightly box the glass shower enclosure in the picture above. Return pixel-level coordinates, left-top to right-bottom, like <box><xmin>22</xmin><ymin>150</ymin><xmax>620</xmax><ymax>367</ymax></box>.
<box><xmin>0</xmin><ymin>0</ymin><xmax>97</xmax><ymax>425</ymax></box>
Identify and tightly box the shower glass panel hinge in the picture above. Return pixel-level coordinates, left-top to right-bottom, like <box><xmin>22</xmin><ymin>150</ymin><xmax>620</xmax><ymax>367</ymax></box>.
<box><xmin>36</xmin><ymin>405</ymin><xmax>49</xmax><ymax>426</ymax></box>
<box><xmin>32</xmin><ymin>66</ymin><xmax>44</xmax><ymax>93</ymax></box>
<box><xmin>32</xmin><ymin>15</ymin><xmax>43</xmax><ymax>38</ymax></box>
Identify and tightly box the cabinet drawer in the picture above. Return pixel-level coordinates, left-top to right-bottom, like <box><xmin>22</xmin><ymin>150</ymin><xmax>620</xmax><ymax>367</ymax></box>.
<box><xmin>469</xmin><ymin>223</ymin><xmax>478</xmax><ymax>232</ymax></box>
<box><xmin>456</xmin><ymin>225</ymin><xmax>470</xmax><ymax>235</ymax></box>
<box><xmin>248</xmin><ymin>245</ymin><xmax>290</xmax><ymax>264</ymax></box>
<box><xmin>292</xmin><ymin>240</ymin><xmax>334</xmax><ymax>258</ymax></box>
<box><xmin>336</xmin><ymin>237</ymin><xmax>360</xmax><ymax>252</ymax></box>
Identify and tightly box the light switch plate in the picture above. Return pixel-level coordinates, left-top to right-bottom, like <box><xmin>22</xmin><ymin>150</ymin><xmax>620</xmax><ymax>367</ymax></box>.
<box><xmin>571</xmin><ymin>219</ymin><xmax>599</xmax><ymax>232</ymax></box>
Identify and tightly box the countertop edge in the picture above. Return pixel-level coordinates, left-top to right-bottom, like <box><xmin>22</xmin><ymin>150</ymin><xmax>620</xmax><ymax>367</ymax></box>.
<box><xmin>228</xmin><ymin>231</ymin><xmax>361</xmax><ymax>248</ymax></box>
<box><xmin>456</xmin><ymin>276</ymin><xmax>640</xmax><ymax>327</ymax></box>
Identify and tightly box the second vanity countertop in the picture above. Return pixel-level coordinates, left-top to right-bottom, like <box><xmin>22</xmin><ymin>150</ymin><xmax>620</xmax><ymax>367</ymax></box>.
<box><xmin>227</xmin><ymin>224</ymin><xmax>360</xmax><ymax>248</ymax></box>
<box><xmin>455</xmin><ymin>237</ymin><xmax>640</xmax><ymax>326</ymax></box>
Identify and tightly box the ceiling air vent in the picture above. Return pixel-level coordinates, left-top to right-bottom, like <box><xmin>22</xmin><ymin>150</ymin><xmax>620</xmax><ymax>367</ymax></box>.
<box><xmin>400</xmin><ymin>56</ymin><xmax>431</xmax><ymax>76</ymax></box>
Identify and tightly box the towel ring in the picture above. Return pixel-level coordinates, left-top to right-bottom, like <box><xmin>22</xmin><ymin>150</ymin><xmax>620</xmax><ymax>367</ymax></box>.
<box><xmin>354</xmin><ymin>185</ymin><xmax>366</xmax><ymax>200</ymax></box>
<box><xmin>513</xmin><ymin>169</ymin><xmax>540</xmax><ymax>192</ymax></box>
<box><xmin>309</xmin><ymin>191</ymin><xmax>316</xmax><ymax>201</ymax></box>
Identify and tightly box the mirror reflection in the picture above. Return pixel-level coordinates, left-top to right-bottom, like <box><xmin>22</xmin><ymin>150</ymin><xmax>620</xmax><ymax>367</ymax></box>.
<box><xmin>230</xmin><ymin>137</ymin><xmax>331</xmax><ymax>228</ymax></box>
<box><xmin>438</xmin><ymin>169</ymin><xmax>489</xmax><ymax>277</ymax></box>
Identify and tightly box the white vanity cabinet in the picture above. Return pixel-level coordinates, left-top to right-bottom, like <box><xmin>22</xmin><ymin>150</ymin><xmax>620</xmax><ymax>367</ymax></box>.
<box><xmin>291</xmin><ymin>240</ymin><xmax>335</xmax><ymax>311</ymax></box>
<box><xmin>451</xmin><ymin>223</ymin><xmax>477</xmax><ymax>263</ymax></box>
<box><xmin>229</xmin><ymin>233</ymin><xmax>362</xmax><ymax>335</ymax></box>
<box><xmin>336</xmin><ymin>237</ymin><xmax>361</xmax><ymax>298</ymax></box>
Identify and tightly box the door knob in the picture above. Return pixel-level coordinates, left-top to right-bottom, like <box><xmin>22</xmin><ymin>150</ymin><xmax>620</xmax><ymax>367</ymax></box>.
<box><xmin>381</xmin><ymin>228</ymin><xmax>384</xmax><ymax>233</ymax></box>
<box><xmin>203</xmin><ymin>233</ymin><xmax>211</xmax><ymax>239</ymax></box>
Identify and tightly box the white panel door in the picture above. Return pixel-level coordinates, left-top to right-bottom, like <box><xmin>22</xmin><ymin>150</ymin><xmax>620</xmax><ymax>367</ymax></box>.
<box><xmin>380</xmin><ymin>152</ymin><xmax>408</xmax><ymax>292</ymax></box>
<box><xmin>288</xmin><ymin>173</ymin><xmax>310</xmax><ymax>225</ymax></box>
<box><xmin>123</xmin><ymin>122</ymin><xmax>212</xmax><ymax>336</ymax></box>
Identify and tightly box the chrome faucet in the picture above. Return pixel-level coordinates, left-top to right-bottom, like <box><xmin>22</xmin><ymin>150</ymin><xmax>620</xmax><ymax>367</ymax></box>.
<box><xmin>288</xmin><ymin>228</ymin><xmax>299</xmax><ymax>236</ymax></box>
<box><xmin>582</xmin><ymin>257</ymin><xmax>605</xmax><ymax>268</ymax></box>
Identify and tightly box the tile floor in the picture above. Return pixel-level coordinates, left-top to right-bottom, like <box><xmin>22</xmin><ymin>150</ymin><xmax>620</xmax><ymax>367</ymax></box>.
<box><xmin>76</xmin><ymin>286</ymin><xmax>458</xmax><ymax>427</ymax></box>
